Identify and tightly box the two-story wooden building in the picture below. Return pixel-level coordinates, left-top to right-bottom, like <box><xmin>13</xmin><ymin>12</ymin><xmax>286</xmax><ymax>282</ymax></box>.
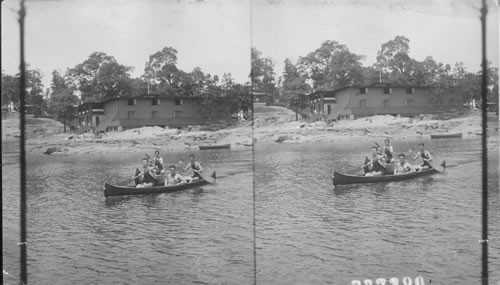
<box><xmin>307</xmin><ymin>84</ymin><xmax>464</xmax><ymax>120</ymax></box>
<box><xmin>78</xmin><ymin>95</ymin><xmax>232</xmax><ymax>132</ymax></box>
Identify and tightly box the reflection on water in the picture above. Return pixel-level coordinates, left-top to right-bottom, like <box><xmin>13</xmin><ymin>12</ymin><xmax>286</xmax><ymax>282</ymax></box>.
<box><xmin>255</xmin><ymin>137</ymin><xmax>499</xmax><ymax>285</ymax></box>
<box><xmin>3</xmin><ymin>148</ymin><xmax>254</xmax><ymax>284</ymax></box>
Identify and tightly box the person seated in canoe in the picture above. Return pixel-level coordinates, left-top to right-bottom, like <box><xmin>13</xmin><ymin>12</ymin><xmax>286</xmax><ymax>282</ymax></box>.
<box><xmin>364</xmin><ymin>146</ymin><xmax>387</xmax><ymax>176</ymax></box>
<box><xmin>183</xmin><ymin>154</ymin><xmax>203</xmax><ymax>181</ymax></box>
<box><xmin>152</xmin><ymin>150</ymin><xmax>164</xmax><ymax>175</ymax></box>
<box><xmin>165</xmin><ymin>165</ymin><xmax>188</xmax><ymax>185</ymax></box>
<box><xmin>135</xmin><ymin>157</ymin><xmax>159</xmax><ymax>188</ymax></box>
<box><xmin>411</xmin><ymin>143</ymin><xmax>433</xmax><ymax>170</ymax></box>
<box><xmin>394</xmin><ymin>153</ymin><xmax>416</xmax><ymax>174</ymax></box>
<box><xmin>382</xmin><ymin>138</ymin><xmax>394</xmax><ymax>163</ymax></box>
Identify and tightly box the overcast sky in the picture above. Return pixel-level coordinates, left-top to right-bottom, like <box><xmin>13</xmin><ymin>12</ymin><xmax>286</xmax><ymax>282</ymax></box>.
<box><xmin>1</xmin><ymin>0</ymin><xmax>498</xmax><ymax>91</ymax></box>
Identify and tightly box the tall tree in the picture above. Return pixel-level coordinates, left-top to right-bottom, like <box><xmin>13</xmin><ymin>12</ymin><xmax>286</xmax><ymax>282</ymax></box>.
<box><xmin>251</xmin><ymin>47</ymin><xmax>276</xmax><ymax>96</ymax></box>
<box><xmin>1</xmin><ymin>72</ymin><xmax>20</xmax><ymax>107</ymax></box>
<box><xmin>297</xmin><ymin>40</ymin><xmax>364</xmax><ymax>90</ymax></box>
<box><xmin>66</xmin><ymin>52</ymin><xmax>133</xmax><ymax>102</ymax></box>
<box><xmin>281</xmin><ymin>58</ymin><xmax>311</xmax><ymax>112</ymax></box>
<box><xmin>143</xmin><ymin>46</ymin><xmax>180</xmax><ymax>95</ymax></box>
<box><xmin>375</xmin><ymin>35</ymin><xmax>411</xmax><ymax>75</ymax></box>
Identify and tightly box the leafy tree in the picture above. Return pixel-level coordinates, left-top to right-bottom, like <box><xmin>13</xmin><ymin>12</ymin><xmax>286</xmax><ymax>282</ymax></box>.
<box><xmin>66</xmin><ymin>52</ymin><xmax>133</xmax><ymax>102</ymax></box>
<box><xmin>47</xmin><ymin>69</ymin><xmax>79</xmax><ymax>130</ymax></box>
<box><xmin>251</xmin><ymin>47</ymin><xmax>276</xmax><ymax>96</ymax></box>
<box><xmin>281</xmin><ymin>58</ymin><xmax>311</xmax><ymax>114</ymax></box>
<box><xmin>375</xmin><ymin>35</ymin><xmax>411</xmax><ymax>76</ymax></box>
<box><xmin>1</xmin><ymin>72</ymin><xmax>19</xmax><ymax>107</ymax></box>
<box><xmin>297</xmin><ymin>40</ymin><xmax>364</xmax><ymax>90</ymax></box>
<box><xmin>143</xmin><ymin>46</ymin><xmax>180</xmax><ymax>95</ymax></box>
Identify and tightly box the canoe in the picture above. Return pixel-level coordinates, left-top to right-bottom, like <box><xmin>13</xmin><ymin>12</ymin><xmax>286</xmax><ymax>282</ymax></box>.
<box><xmin>332</xmin><ymin>168</ymin><xmax>439</xmax><ymax>186</ymax></box>
<box><xmin>430</xmin><ymin>133</ymin><xmax>462</xmax><ymax>139</ymax></box>
<box><xmin>199</xmin><ymin>144</ymin><xmax>231</xmax><ymax>150</ymax></box>
<box><xmin>104</xmin><ymin>171</ymin><xmax>215</xmax><ymax>197</ymax></box>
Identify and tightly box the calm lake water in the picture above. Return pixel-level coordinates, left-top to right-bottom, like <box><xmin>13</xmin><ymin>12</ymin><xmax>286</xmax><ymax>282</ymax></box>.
<box><xmin>2</xmin><ymin>146</ymin><xmax>254</xmax><ymax>284</ymax></box>
<box><xmin>2</xmin><ymin>136</ymin><xmax>499</xmax><ymax>285</ymax></box>
<box><xmin>255</xmin><ymin>137</ymin><xmax>499</xmax><ymax>285</ymax></box>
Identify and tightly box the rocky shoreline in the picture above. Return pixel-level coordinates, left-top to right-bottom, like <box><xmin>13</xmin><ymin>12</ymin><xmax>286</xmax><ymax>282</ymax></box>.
<box><xmin>1</xmin><ymin>107</ymin><xmax>498</xmax><ymax>156</ymax></box>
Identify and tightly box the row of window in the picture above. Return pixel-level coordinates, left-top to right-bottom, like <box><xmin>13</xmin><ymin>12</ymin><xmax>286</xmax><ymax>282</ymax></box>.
<box><xmin>127</xmin><ymin>98</ymin><xmax>183</xmax><ymax>106</ymax></box>
<box><xmin>359</xmin><ymin>87</ymin><xmax>416</xmax><ymax>95</ymax></box>
<box><xmin>127</xmin><ymin>111</ymin><xmax>184</xmax><ymax>119</ymax></box>
<box><xmin>359</xmin><ymin>99</ymin><xmax>416</xmax><ymax>107</ymax></box>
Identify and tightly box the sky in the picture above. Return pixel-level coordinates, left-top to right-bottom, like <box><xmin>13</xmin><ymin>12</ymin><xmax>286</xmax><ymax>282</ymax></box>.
<box><xmin>1</xmin><ymin>0</ymin><xmax>252</xmax><ymax>89</ymax></box>
<box><xmin>253</xmin><ymin>0</ymin><xmax>499</xmax><ymax>81</ymax></box>
<box><xmin>1</xmin><ymin>0</ymin><xmax>499</xmax><ymax>91</ymax></box>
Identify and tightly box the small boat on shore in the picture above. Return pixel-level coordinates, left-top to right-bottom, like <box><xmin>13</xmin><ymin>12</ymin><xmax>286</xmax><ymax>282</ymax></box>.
<box><xmin>430</xmin><ymin>133</ymin><xmax>462</xmax><ymax>139</ymax></box>
<box><xmin>332</xmin><ymin>168</ymin><xmax>439</xmax><ymax>186</ymax></box>
<box><xmin>199</xmin><ymin>144</ymin><xmax>231</xmax><ymax>150</ymax></box>
<box><xmin>104</xmin><ymin>171</ymin><xmax>216</xmax><ymax>197</ymax></box>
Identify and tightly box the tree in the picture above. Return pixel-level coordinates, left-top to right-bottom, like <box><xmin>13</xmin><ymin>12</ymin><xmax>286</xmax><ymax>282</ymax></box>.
<box><xmin>251</xmin><ymin>47</ymin><xmax>277</xmax><ymax>98</ymax></box>
<box><xmin>1</xmin><ymin>72</ymin><xmax>20</xmax><ymax>108</ymax></box>
<box><xmin>375</xmin><ymin>35</ymin><xmax>410</xmax><ymax>75</ymax></box>
<box><xmin>143</xmin><ymin>46</ymin><xmax>180</xmax><ymax>95</ymax></box>
<box><xmin>66</xmin><ymin>52</ymin><xmax>133</xmax><ymax>102</ymax></box>
<box><xmin>281</xmin><ymin>58</ymin><xmax>311</xmax><ymax>116</ymax></box>
<box><xmin>297</xmin><ymin>40</ymin><xmax>365</xmax><ymax>90</ymax></box>
<box><xmin>47</xmin><ymin>69</ymin><xmax>79</xmax><ymax>130</ymax></box>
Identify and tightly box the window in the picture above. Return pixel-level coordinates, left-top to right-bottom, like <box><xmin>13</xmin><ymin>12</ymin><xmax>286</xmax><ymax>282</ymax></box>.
<box><xmin>96</xmin><ymin>116</ymin><xmax>100</xmax><ymax>126</ymax></box>
<box><xmin>174</xmin><ymin>98</ymin><xmax>183</xmax><ymax>105</ymax></box>
<box><xmin>406</xmin><ymin>99</ymin><xmax>416</xmax><ymax>106</ymax></box>
<box><xmin>174</xmin><ymin>111</ymin><xmax>184</xmax><ymax>118</ymax></box>
<box><xmin>152</xmin><ymin>111</ymin><xmax>159</xmax><ymax>119</ymax></box>
<box><xmin>383</xmin><ymin>100</ymin><xmax>391</xmax><ymax>107</ymax></box>
<box><xmin>407</xmin><ymin>87</ymin><xmax>415</xmax><ymax>94</ymax></box>
<box><xmin>383</xmin><ymin>87</ymin><xmax>392</xmax><ymax>94</ymax></box>
<box><xmin>152</xmin><ymin>99</ymin><xmax>160</xmax><ymax>105</ymax></box>
<box><xmin>128</xmin><ymin>111</ymin><xmax>136</xmax><ymax>119</ymax></box>
<box><xmin>359</xmin><ymin>87</ymin><xmax>368</xmax><ymax>94</ymax></box>
<box><xmin>127</xmin><ymin>99</ymin><xmax>136</xmax><ymax>106</ymax></box>
<box><xmin>360</xmin><ymin>100</ymin><xmax>367</xmax><ymax>108</ymax></box>
<box><xmin>327</xmin><ymin>104</ymin><xmax>332</xmax><ymax>115</ymax></box>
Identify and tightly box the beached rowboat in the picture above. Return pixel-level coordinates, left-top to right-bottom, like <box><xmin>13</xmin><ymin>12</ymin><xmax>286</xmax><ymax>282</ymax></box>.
<box><xmin>104</xmin><ymin>171</ymin><xmax>216</xmax><ymax>197</ymax></box>
<box><xmin>199</xmin><ymin>144</ymin><xmax>231</xmax><ymax>150</ymax></box>
<box><xmin>430</xmin><ymin>133</ymin><xmax>462</xmax><ymax>139</ymax></box>
<box><xmin>332</xmin><ymin>168</ymin><xmax>439</xmax><ymax>186</ymax></box>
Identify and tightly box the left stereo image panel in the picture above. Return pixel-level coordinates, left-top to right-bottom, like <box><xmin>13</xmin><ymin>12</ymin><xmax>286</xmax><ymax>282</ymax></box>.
<box><xmin>1</xmin><ymin>0</ymin><xmax>255</xmax><ymax>284</ymax></box>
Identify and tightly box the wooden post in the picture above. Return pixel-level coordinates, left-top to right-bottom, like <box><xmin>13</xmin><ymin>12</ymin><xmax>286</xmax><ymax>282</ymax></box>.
<box><xmin>18</xmin><ymin>0</ymin><xmax>28</xmax><ymax>283</ymax></box>
<box><xmin>479</xmin><ymin>1</ymin><xmax>489</xmax><ymax>284</ymax></box>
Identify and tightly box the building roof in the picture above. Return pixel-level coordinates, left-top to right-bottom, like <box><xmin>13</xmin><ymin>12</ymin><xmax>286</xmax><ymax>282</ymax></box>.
<box><xmin>306</xmin><ymin>84</ymin><xmax>431</xmax><ymax>97</ymax></box>
<box><xmin>78</xmin><ymin>94</ymin><xmax>200</xmax><ymax>107</ymax></box>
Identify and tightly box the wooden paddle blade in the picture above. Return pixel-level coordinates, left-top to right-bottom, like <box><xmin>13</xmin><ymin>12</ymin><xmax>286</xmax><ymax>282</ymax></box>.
<box><xmin>440</xmin><ymin>160</ymin><xmax>446</xmax><ymax>168</ymax></box>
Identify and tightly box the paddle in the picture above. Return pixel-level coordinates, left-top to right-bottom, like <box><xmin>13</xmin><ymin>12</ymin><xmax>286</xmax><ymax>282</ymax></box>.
<box><xmin>118</xmin><ymin>153</ymin><xmax>155</xmax><ymax>186</ymax></box>
<box><xmin>200</xmin><ymin>170</ymin><xmax>217</xmax><ymax>184</ymax></box>
<box><xmin>118</xmin><ymin>172</ymin><xmax>142</xmax><ymax>186</ymax></box>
